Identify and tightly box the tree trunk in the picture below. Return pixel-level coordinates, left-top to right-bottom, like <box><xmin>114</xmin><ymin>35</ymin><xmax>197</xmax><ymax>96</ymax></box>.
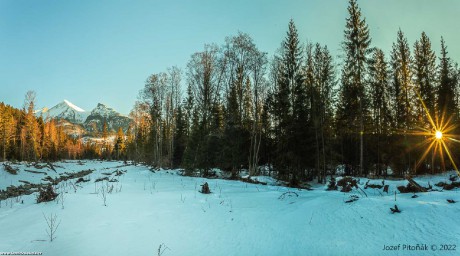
<box><xmin>320</xmin><ymin>118</ymin><xmax>326</xmax><ymax>184</ymax></box>
<box><xmin>315</xmin><ymin>122</ymin><xmax>321</xmax><ymax>183</ymax></box>
<box><xmin>360</xmin><ymin>99</ymin><xmax>364</xmax><ymax>177</ymax></box>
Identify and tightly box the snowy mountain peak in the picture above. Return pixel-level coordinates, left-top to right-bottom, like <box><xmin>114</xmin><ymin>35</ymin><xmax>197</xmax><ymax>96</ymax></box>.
<box><xmin>63</xmin><ymin>99</ymin><xmax>85</xmax><ymax>112</ymax></box>
<box><xmin>35</xmin><ymin>100</ymin><xmax>132</xmax><ymax>134</ymax></box>
<box><xmin>90</xmin><ymin>103</ymin><xmax>119</xmax><ymax>118</ymax></box>
<box><xmin>38</xmin><ymin>100</ymin><xmax>89</xmax><ymax>123</ymax></box>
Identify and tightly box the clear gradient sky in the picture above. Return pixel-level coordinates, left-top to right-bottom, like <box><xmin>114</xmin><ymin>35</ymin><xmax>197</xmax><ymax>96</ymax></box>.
<box><xmin>1</xmin><ymin>0</ymin><xmax>459</xmax><ymax>115</ymax></box>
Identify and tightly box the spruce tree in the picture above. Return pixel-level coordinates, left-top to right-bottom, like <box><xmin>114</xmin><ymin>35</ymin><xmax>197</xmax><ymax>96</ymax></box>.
<box><xmin>437</xmin><ymin>37</ymin><xmax>457</xmax><ymax>119</ymax></box>
<box><xmin>390</xmin><ymin>29</ymin><xmax>414</xmax><ymax>175</ymax></box>
<box><xmin>222</xmin><ymin>81</ymin><xmax>245</xmax><ymax>177</ymax></box>
<box><xmin>114</xmin><ymin>127</ymin><xmax>125</xmax><ymax>160</ymax></box>
<box><xmin>23</xmin><ymin>91</ymin><xmax>40</xmax><ymax>161</ymax></box>
<box><xmin>173</xmin><ymin>105</ymin><xmax>187</xmax><ymax>167</ymax></box>
<box><xmin>413</xmin><ymin>32</ymin><xmax>437</xmax><ymax>120</ymax></box>
<box><xmin>311</xmin><ymin>43</ymin><xmax>336</xmax><ymax>182</ymax></box>
<box><xmin>290</xmin><ymin>44</ymin><xmax>308</xmax><ymax>181</ymax></box>
<box><xmin>273</xmin><ymin>19</ymin><xmax>306</xmax><ymax>183</ymax></box>
<box><xmin>369</xmin><ymin>48</ymin><xmax>392</xmax><ymax>175</ymax></box>
<box><xmin>391</xmin><ymin>29</ymin><xmax>413</xmax><ymax>130</ymax></box>
<box><xmin>369</xmin><ymin>49</ymin><xmax>391</xmax><ymax>134</ymax></box>
<box><xmin>337</xmin><ymin>0</ymin><xmax>372</xmax><ymax>176</ymax></box>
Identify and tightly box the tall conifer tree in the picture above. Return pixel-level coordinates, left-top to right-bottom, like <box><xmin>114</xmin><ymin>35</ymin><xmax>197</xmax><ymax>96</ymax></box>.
<box><xmin>337</xmin><ymin>0</ymin><xmax>372</xmax><ymax>175</ymax></box>
<box><xmin>413</xmin><ymin>32</ymin><xmax>437</xmax><ymax>120</ymax></box>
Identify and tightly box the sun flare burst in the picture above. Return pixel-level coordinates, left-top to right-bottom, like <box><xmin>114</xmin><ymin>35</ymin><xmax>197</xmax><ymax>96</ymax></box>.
<box><xmin>410</xmin><ymin>89</ymin><xmax>460</xmax><ymax>176</ymax></box>
<box><xmin>435</xmin><ymin>130</ymin><xmax>443</xmax><ymax>140</ymax></box>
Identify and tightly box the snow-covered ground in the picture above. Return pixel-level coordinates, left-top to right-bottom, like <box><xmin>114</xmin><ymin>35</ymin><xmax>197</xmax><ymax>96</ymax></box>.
<box><xmin>1</xmin><ymin>161</ymin><xmax>459</xmax><ymax>256</ymax></box>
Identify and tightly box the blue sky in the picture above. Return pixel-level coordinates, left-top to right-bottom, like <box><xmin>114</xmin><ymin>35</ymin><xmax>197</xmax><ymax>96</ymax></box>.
<box><xmin>1</xmin><ymin>0</ymin><xmax>459</xmax><ymax>115</ymax></box>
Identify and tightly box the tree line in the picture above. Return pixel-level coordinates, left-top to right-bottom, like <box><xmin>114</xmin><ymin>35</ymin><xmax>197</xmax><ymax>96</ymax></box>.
<box><xmin>0</xmin><ymin>91</ymin><xmax>128</xmax><ymax>161</ymax></box>
<box><xmin>0</xmin><ymin>91</ymin><xmax>84</xmax><ymax>161</ymax></box>
<box><xmin>2</xmin><ymin>0</ymin><xmax>459</xmax><ymax>184</ymax></box>
<box><xmin>125</xmin><ymin>0</ymin><xmax>460</xmax><ymax>184</ymax></box>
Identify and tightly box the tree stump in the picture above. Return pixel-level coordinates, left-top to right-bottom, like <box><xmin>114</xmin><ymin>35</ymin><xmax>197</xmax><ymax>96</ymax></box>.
<box><xmin>200</xmin><ymin>182</ymin><xmax>211</xmax><ymax>194</ymax></box>
<box><xmin>383</xmin><ymin>185</ymin><xmax>389</xmax><ymax>194</ymax></box>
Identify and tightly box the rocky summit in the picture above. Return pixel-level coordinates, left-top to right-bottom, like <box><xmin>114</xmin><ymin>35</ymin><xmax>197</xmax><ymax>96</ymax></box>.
<box><xmin>36</xmin><ymin>100</ymin><xmax>132</xmax><ymax>136</ymax></box>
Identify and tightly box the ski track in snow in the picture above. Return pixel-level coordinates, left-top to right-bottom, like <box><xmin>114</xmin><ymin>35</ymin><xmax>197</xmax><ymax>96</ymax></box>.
<box><xmin>0</xmin><ymin>161</ymin><xmax>459</xmax><ymax>256</ymax></box>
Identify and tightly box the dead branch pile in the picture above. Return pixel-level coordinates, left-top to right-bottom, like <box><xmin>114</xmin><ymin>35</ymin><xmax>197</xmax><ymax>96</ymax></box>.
<box><xmin>76</xmin><ymin>177</ymin><xmax>90</xmax><ymax>183</ymax></box>
<box><xmin>37</xmin><ymin>185</ymin><xmax>58</xmax><ymax>203</ymax></box>
<box><xmin>42</xmin><ymin>169</ymin><xmax>94</xmax><ymax>185</ymax></box>
<box><xmin>239</xmin><ymin>176</ymin><xmax>267</xmax><ymax>185</ymax></box>
<box><xmin>435</xmin><ymin>181</ymin><xmax>460</xmax><ymax>190</ymax></box>
<box><xmin>35</xmin><ymin>162</ymin><xmax>57</xmax><ymax>172</ymax></box>
<box><xmin>337</xmin><ymin>177</ymin><xmax>358</xmax><ymax>192</ymax></box>
<box><xmin>95</xmin><ymin>177</ymin><xmax>109</xmax><ymax>183</ymax></box>
<box><xmin>364</xmin><ymin>180</ymin><xmax>384</xmax><ymax>189</ymax></box>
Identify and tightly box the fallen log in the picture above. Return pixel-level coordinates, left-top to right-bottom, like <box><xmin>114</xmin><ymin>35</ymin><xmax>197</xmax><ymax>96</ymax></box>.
<box><xmin>2</xmin><ymin>163</ymin><xmax>18</xmax><ymax>175</ymax></box>
<box><xmin>46</xmin><ymin>162</ymin><xmax>57</xmax><ymax>173</ymax></box>
<box><xmin>25</xmin><ymin>169</ymin><xmax>48</xmax><ymax>175</ymax></box>
<box><xmin>398</xmin><ymin>176</ymin><xmax>429</xmax><ymax>193</ymax></box>
<box><xmin>406</xmin><ymin>177</ymin><xmax>427</xmax><ymax>192</ymax></box>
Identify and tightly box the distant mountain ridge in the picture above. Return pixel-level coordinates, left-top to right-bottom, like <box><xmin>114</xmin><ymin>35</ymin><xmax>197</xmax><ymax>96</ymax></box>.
<box><xmin>36</xmin><ymin>100</ymin><xmax>131</xmax><ymax>134</ymax></box>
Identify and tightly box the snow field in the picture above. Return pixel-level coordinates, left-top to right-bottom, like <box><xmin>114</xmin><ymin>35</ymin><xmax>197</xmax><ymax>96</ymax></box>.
<box><xmin>0</xmin><ymin>161</ymin><xmax>459</xmax><ymax>256</ymax></box>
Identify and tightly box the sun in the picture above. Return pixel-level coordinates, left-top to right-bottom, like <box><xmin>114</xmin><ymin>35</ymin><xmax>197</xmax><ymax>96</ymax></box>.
<box><xmin>435</xmin><ymin>130</ymin><xmax>443</xmax><ymax>140</ymax></box>
<box><xmin>409</xmin><ymin>88</ymin><xmax>459</xmax><ymax>176</ymax></box>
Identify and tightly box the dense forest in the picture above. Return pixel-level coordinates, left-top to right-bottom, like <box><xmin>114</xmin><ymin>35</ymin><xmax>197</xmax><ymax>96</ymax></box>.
<box><xmin>2</xmin><ymin>0</ymin><xmax>460</xmax><ymax>184</ymax></box>
<box><xmin>0</xmin><ymin>92</ymin><xmax>82</xmax><ymax>161</ymax></box>
<box><xmin>0</xmin><ymin>92</ymin><xmax>126</xmax><ymax>161</ymax></box>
